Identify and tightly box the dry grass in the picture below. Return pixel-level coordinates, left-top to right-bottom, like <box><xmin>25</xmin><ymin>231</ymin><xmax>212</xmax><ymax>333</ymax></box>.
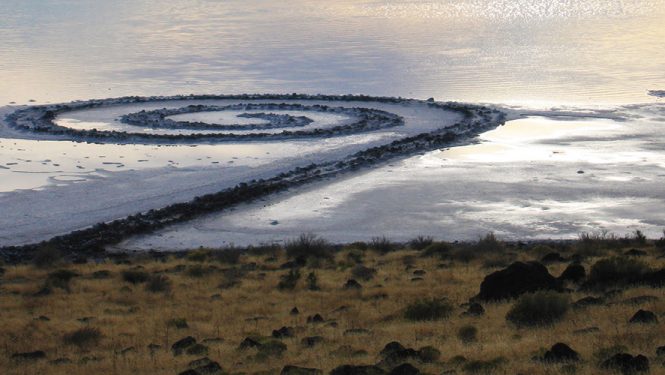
<box><xmin>0</xmin><ymin>241</ymin><xmax>664</xmax><ymax>374</ymax></box>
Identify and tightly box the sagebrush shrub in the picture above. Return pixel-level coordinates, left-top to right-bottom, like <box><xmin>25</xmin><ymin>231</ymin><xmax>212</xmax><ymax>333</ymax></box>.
<box><xmin>404</xmin><ymin>298</ymin><xmax>453</xmax><ymax>321</ymax></box>
<box><xmin>63</xmin><ymin>327</ymin><xmax>102</xmax><ymax>349</ymax></box>
<box><xmin>506</xmin><ymin>291</ymin><xmax>569</xmax><ymax>327</ymax></box>
<box><xmin>122</xmin><ymin>269</ymin><xmax>149</xmax><ymax>284</ymax></box>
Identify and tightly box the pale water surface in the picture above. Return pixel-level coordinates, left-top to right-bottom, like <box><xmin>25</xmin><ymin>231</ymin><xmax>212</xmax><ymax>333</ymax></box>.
<box><xmin>1</xmin><ymin>0</ymin><xmax>664</xmax><ymax>105</ymax></box>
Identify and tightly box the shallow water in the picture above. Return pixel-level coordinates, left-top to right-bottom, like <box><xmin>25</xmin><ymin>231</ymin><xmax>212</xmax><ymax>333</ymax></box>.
<box><xmin>118</xmin><ymin>109</ymin><xmax>665</xmax><ymax>250</ymax></box>
<box><xmin>1</xmin><ymin>0</ymin><xmax>664</xmax><ymax>105</ymax></box>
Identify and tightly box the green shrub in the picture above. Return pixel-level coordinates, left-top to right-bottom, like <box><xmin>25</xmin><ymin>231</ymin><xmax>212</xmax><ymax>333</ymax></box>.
<box><xmin>186</xmin><ymin>249</ymin><xmax>210</xmax><ymax>262</ymax></box>
<box><xmin>473</xmin><ymin>232</ymin><xmax>504</xmax><ymax>253</ymax></box>
<box><xmin>306</xmin><ymin>272</ymin><xmax>320</xmax><ymax>291</ymax></box>
<box><xmin>122</xmin><ymin>269</ymin><xmax>149</xmax><ymax>284</ymax></box>
<box><xmin>370</xmin><ymin>236</ymin><xmax>397</xmax><ymax>253</ymax></box>
<box><xmin>422</xmin><ymin>242</ymin><xmax>451</xmax><ymax>258</ymax></box>
<box><xmin>145</xmin><ymin>275</ymin><xmax>171</xmax><ymax>293</ymax></box>
<box><xmin>213</xmin><ymin>249</ymin><xmax>243</xmax><ymax>265</ymax></box>
<box><xmin>46</xmin><ymin>269</ymin><xmax>79</xmax><ymax>291</ymax></box>
<box><xmin>655</xmin><ymin>230</ymin><xmax>665</xmax><ymax>250</ymax></box>
<box><xmin>587</xmin><ymin>257</ymin><xmax>648</xmax><ymax>288</ymax></box>
<box><xmin>285</xmin><ymin>233</ymin><xmax>331</xmax><ymax>260</ymax></box>
<box><xmin>506</xmin><ymin>291</ymin><xmax>569</xmax><ymax>327</ymax></box>
<box><xmin>185</xmin><ymin>264</ymin><xmax>209</xmax><ymax>278</ymax></box>
<box><xmin>409</xmin><ymin>236</ymin><xmax>434</xmax><ymax>250</ymax></box>
<box><xmin>457</xmin><ymin>325</ymin><xmax>478</xmax><ymax>344</ymax></box>
<box><xmin>633</xmin><ymin>229</ymin><xmax>647</xmax><ymax>245</ymax></box>
<box><xmin>462</xmin><ymin>357</ymin><xmax>507</xmax><ymax>374</ymax></box>
<box><xmin>278</xmin><ymin>269</ymin><xmax>301</xmax><ymax>290</ymax></box>
<box><xmin>404</xmin><ymin>298</ymin><xmax>453</xmax><ymax>321</ymax></box>
<box><xmin>32</xmin><ymin>245</ymin><xmax>62</xmax><ymax>269</ymax></box>
<box><xmin>63</xmin><ymin>327</ymin><xmax>102</xmax><ymax>349</ymax></box>
<box><xmin>166</xmin><ymin>318</ymin><xmax>188</xmax><ymax>329</ymax></box>
<box><xmin>351</xmin><ymin>264</ymin><xmax>376</xmax><ymax>281</ymax></box>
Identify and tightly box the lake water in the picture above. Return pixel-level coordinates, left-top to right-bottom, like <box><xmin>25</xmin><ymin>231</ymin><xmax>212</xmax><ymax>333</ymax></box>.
<box><xmin>2</xmin><ymin>1</ymin><xmax>665</xmax><ymax>247</ymax></box>
<box><xmin>1</xmin><ymin>0</ymin><xmax>664</xmax><ymax>105</ymax></box>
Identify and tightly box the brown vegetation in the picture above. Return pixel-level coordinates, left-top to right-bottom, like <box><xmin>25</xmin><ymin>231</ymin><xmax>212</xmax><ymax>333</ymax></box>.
<box><xmin>0</xmin><ymin>234</ymin><xmax>664</xmax><ymax>374</ymax></box>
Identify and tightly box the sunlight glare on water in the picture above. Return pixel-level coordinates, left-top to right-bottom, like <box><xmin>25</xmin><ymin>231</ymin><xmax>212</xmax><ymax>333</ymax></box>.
<box><xmin>0</xmin><ymin>0</ymin><xmax>664</xmax><ymax>105</ymax></box>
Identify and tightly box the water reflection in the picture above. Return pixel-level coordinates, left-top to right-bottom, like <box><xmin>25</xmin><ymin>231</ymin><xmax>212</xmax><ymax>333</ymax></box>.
<box><xmin>1</xmin><ymin>0</ymin><xmax>664</xmax><ymax>105</ymax></box>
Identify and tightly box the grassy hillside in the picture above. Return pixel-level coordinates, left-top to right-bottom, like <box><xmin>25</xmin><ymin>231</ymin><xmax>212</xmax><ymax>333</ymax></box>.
<box><xmin>1</xmin><ymin>233</ymin><xmax>664</xmax><ymax>374</ymax></box>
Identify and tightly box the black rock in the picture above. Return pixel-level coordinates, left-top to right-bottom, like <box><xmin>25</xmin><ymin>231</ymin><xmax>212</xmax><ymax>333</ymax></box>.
<box><xmin>559</xmin><ymin>264</ymin><xmax>586</xmax><ymax>283</ymax></box>
<box><xmin>629</xmin><ymin>310</ymin><xmax>658</xmax><ymax>324</ymax></box>
<box><xmin>601</xmin><ymin>353</ymin><xmax>649</xmax><ymax>374</ymax></box>
<box><xmin>330</xmin><ymin>365</ymin><xmax>386</xmax><ymax>375</ymax></box>
<box><xmin>185</xmin><ymin>343</ymin><xmax>208</xmax><ymax>356</ymax></box>
<box><xmin>542</xmin><ymin>343</ymin><xmax>580</xmax><ymax>363</ymax></box>
<box><xmin>307</xmin><ymin>314</ymin><xmax>324</xmax><ymax>323</ymax></box>
<box><xmin>188</xmin><ymin>357</ymin><xmax>213</xmax><ymax>368</ymax></box>
<box><xmin>344</xmin><ymin>279</ymin><xmax>362</xmax><ymax>290</ymax></box>
<box><xmin>389</xmin><ymin>363</ymin><xmax>420</xmax><ymax>375</ymax></box>
<box><xmin>172</xmin><ymin>336</ymin><xmax>197</xmax><ymax>355</ymax></box>
<box><xmin>301</xmin><ymin>336</ymin><xmax>324</xmax><ymax>347</ymax></box>
<box><xmin>272</xmin><ymin>326</ymin><xmax>295</xmax><ymax>339</ymax></box>
<box><xmin>642</xmin><ymin>269</ymin><xmax>665</xmax><ymax>287</ymax></box>
<box><xmin>475</xmin><ymin>262</ymin><xmax>560</xmax><ymax>301</ymax></box>
<box><xmin>11</xmin><ymin>351</ymin><xmax>46</xmax><ymax>361</ymax></box>
<box><xmin>462</xmin><ymin>302</ymin><xmax>485</xmax><ymax>317</ymax></box>
<box><xmin>194</xmin><ymin>361</ymin><xmax>223</xmax><ymax>375</ymax></box>
<box><xmin>280</xmin><ymin>365</ymin><xmax>323</xmax><ymax>375</ymax></box>
<box><xmin>380</xmin><ymin>342</ymin><xmax>407</xmax><ymax>357</ymax></box>
<box><xmin>290</xmin><ymin>307</ymin><xmax>300</xmax><ymax>315</ymax></box>
<box><xmin>238</xmin><ymin>337</ymin><xmax>262</xmax><ymax>350</ymax></box>
<box><xmin>572</xmin><ymin>296</ymin><xmax>604</xmax><ymax>309</ymax></box>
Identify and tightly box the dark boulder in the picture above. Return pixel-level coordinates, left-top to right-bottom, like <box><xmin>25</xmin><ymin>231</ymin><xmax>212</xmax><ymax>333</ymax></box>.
<box><xmin>601</xmin><ymin>353</ymin><xmax>649</xmax><ymax>374</ymax></box>
<box><xmin>290</xmin><ymin>307</ymin><xmax>300</xmax><ymax>315</ymax></box>
<box><xmin>188</xmin><ymin>357</ymin><xmax>213</xmax><ymax>368</ymax></box>
<box><xmin>559</xmin><ymin>264</ymin><xmax>586</xmax><ymax>283</ymax></box>
<box><xmin>272</xmin><ymin>326</ymin><xmax>295</xmax><ymax>339</ymax></box>
<box><xmin>194</xmin><ymin>362</ymin><xmax>223</xmax><ymax>375</ymax></box>
<box><xmin>172</xmin><ymin>336</ymin><xmax>197</xmax><ymax>355</ymax></box>
<box><xmin>388</xmin><ymin>363</ymin><xmax>420</xmax><ymax>375</ymax></box>
<box><xmin>462</xmin><ymin>302</ymin><xmax>485</xmax><ymax>317</ymax></box>
<box><xmin>11</xmin><ymin>351</ymin><xmax>46</xmax><ymax>361</ymax></box>
<box><xmin>379</xmin><ymin>348</ymin><xmax>421</xmax><ymax>367</ymax></box>
<box><xmin>657</xmin><ymin>346</ymin><xmax>665</xmax><ymax>356</ymax></box>
<box><xmin>238</xmin><ymin>337</ymin><xmax>262</xmax><ymax>350</ymax></box>
<box><xmin>280</xmin><ymin>365</ymin><xmax>323</xmax><ymax>375</ymax></box>
<box><xmin>572</xmin><ymin>296</ymin><xmax>604</xmax><ymax>309</ymax></box>
<box><xmin>186</xmin><ymin>343</ymin><xmax>209</xmax><ymax>356</ymax></box>
<box><xmin>475</xmin><ymin>262</ymin><xmax>560</xmax><ymax>301</ymax></box>
<box><xmin>307</xmin><ymin>314</ymin><xmax>324</xmax><ymax>323</ymax></box>
<box><xmin>629</xmin><ymin>310</ymin><xmax>658</xmax><ymax>324</ymax></box>
<box><xmin>344</xmin><ymin>279</ymin><xmax>362</xmax><ymax>290</ymax></box>
<box><xmin>330</xmin><ymin>365</ymin><xmax>386</xmax><ymax>375</ymax></box>
<box><xmin>542</xmin><ymin>343</ymin><xmax>580</xmax><ymax>363</ymax></box>
<box><xmin>380</xmin><ymin>342</ymin><xmax>406</xmax><ymax>357</ymax></box>
<box><xmin>642</xmin><ymin>269</ymin><xmax>665</xmax><ymax>287</ymax></box>
<box><xmin>301</xmin><ymin>336</ymin><xmax>324</xmax><ymax>348</ymax></box>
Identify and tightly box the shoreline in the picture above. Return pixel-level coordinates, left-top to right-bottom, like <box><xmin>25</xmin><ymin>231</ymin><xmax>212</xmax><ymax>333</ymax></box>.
<box><xmin>0</xmin><ymin>95</ymin><xmax>506</xmax><ymax>263</ymax></box>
